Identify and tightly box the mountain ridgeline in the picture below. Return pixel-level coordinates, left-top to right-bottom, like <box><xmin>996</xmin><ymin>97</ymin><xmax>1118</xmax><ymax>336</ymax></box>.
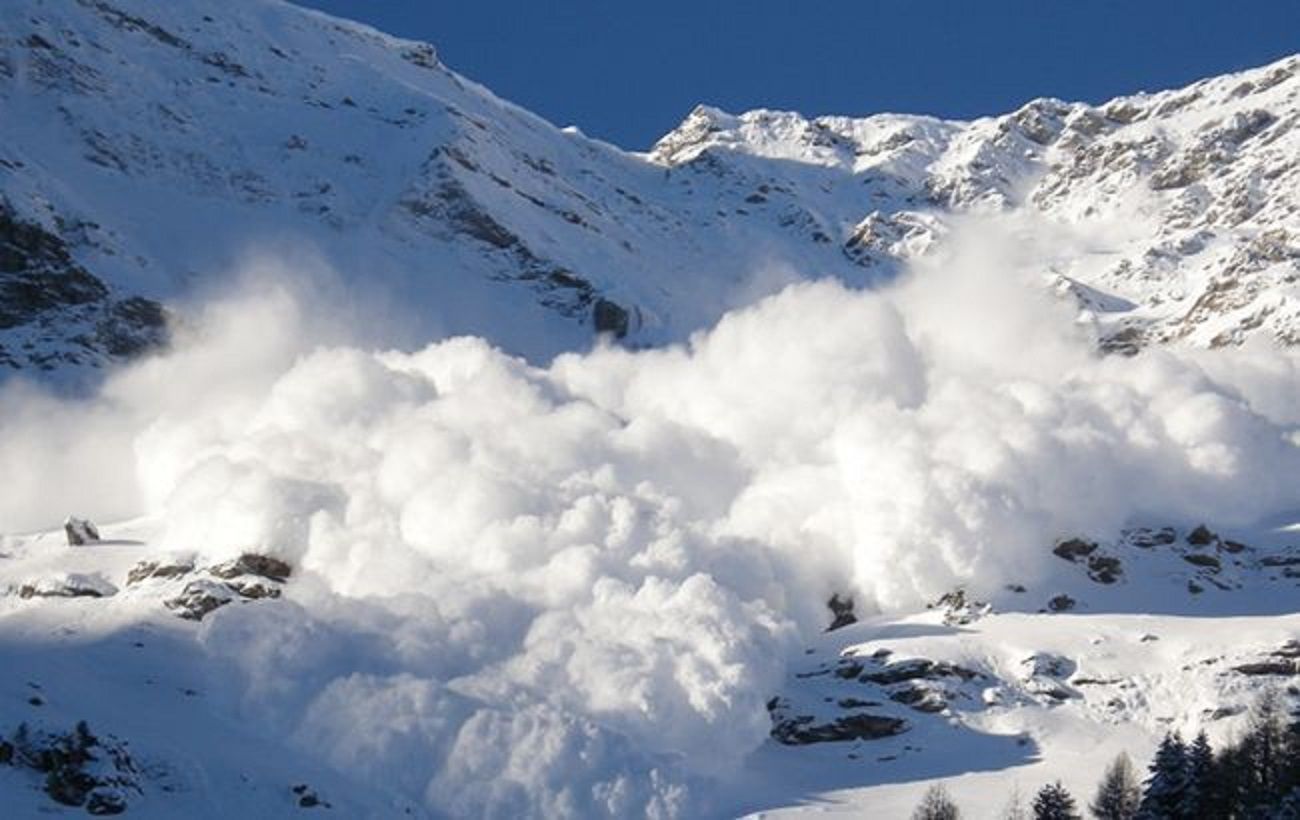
<box><xmin>0</xmin><ymin>0</ymin><xmax>1298</xmax><ymax>379</ymax></box>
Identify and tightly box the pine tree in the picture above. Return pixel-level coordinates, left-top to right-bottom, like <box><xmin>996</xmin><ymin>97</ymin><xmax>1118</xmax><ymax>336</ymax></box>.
<box><xmin>1181</xmin><ymin>730</ymin><xmax>1213</xmax><ymax>818</ymax></box>
<box><xmin>911</xmin><ymin>783</ymin><xmax>960</xmax><ymax>820</ymax></box>
<box><xmin>1248</xmin><ymin>689</ymin><xmax>1289</xmax><ymax>799</ymax></box>
<box><xmin>1138</xmin><ymin>732</ymin><xmax>1189</xmax><ymax>819</ymax></box>
<box><xmin>1091</xmin><ymin>752</ymin><xmax>1141</xmax><ymax>820</ymax></box>
<box><xmin>1031</xmin><ymin>781</ymin><xmax>1080</xmax><ymax>820</ymax></box>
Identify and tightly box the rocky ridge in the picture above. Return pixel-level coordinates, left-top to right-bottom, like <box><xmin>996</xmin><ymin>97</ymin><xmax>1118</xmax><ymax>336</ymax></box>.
<box><xmin>0</xmin><ymin>1</ymin><xmax>1298</xmax><ymax>380</ymax></box>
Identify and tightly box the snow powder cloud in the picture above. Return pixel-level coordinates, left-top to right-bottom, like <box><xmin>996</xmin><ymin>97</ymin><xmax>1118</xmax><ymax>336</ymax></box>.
<box><xmin>1</xmin><ymin>215</ymin><xmax>1298</xmax><ymax>816</ymax></box>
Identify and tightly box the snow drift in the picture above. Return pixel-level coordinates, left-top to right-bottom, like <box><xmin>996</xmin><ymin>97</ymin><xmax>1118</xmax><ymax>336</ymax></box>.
<box><xmin>2</xmin><ymin>217</ymin><xmax>1298</xmax><ymax>815</ymax></box>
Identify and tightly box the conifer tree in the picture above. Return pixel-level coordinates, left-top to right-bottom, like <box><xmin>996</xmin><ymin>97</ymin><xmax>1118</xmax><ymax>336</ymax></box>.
<box><xmin>1090</xmin><ymin>752</ymin><xmax>1141</xmax><ymax>820</ymax></box>
<box><xmin>911</xmin><ymin>783</ymin><xmax>960</xmax><ymax>820</ymax></box>
<box><xmin>1181</xmin><ymin>730</ymin><xmax>1213</xmax><ymax>818</ymax></box>
<box><xmin>1137</xmin><ymin>732</ymin><xmax>1189</xmax><ymax>819</ymax></box>
<box><xmin>1031</xmin><ymin>781</ymin><xmax>1080</xmax><ymax>820</ymax></box>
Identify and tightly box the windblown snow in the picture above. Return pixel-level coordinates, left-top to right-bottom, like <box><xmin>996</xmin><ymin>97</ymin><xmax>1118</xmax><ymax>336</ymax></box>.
<box><xmin>3</xmin><ymin>216</ymin><xmax>1298</xmax><ymax>817</ymax></box>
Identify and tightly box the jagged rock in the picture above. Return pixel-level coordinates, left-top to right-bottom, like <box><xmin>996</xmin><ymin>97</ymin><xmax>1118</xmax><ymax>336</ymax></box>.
<box><xmin>163</xmin><ymin>579</ymin><xmax>235</xmax><ymax>620</ymax></box>
<box><xmin>826</xmin><ymin>592</ymin><xmax>857</xmax><ymax>631</ymax></box>
<box><xmin>163</xmin><ymin>561</ymin><xmax>287</xmax><ymax>619</ymax></box>
<box><xmin>126</xmin><ymin>560</ymin><xmax>194</xmax><ymax>585</ymax></box>
<box><xmin>292</xmin><ymin>783</ymin><xmax>331</xmax><ymax>809</ymax></box>
<box><xmin>1274</xmin><ymin>640</ymin><xmax>1300</xmax><ymax>659</ymax></box>
<box><xmin>18</xmin><ymin>573</ymin><xmax>116</xmax><ymax>599</ymax></box>
<box><xmin>1232</xmin><ymin>643</ymin><xmax>1300</xmax><ymax>676</ymax></box>
<box><xmin>1233</xmin><ymin>660</ymin><xmax>1298</xmax><ymax>676</ymax></box>
<box><xmin>63</xmin><ymin>516</ymin><xmax>100</xmax><ymax>546</ymax></box>
<box><xmin>1047</xmin><ymin>594</ymin><xmax>1076</xmax><ymax>612</ymax></box>
<box><xmin>208</xmin><ymin>553</ymin><xmax>291</xmax><ymax>582</ymax></box>
<box><xmin>1053</xmin><ymin>538</ymin><xmax>1098</xmax><ymax>562</ymax></box>
<box><xmin>592</xmin><ymin>298</ymin><xmax>629</xmax><ymax>338</ymax></box>
<box><xmin>1187</xmin><ymin>524</ymin><xmax>1218</xmax><ymax>545</ymax></box>
<box><xmin>1020</xmin><ymin>653</ymin><xmax>1079</xmax><ymax>701</ymax></box>
<box><xmin>5</xmin><ymin>721</ymin><xmax>138</xmax><ymax>813</ymax></box>
<box><xmin>228</xmin><ymin>580</ymin><xmax>282</xmax><ymax>600</ymax></box>
<box><xmin>768</xmin><ymin>700</ymin><xmax>908</xmax><ymax>745</ymax></box>
<box><xmin>860</xmin><ymin>658</ymin><xmax>981</xmax><ymax>685</ymax></box>
<box><xmin>888</xmin><ymin>683</ymin><xmax>948</xmax><ymax>713</ymax></box>
<box><xmin>927</xmin><ymin>588</ymin><xmax>992</xmax><ymax>625</ymax></box>
<box><xmin>1183</xmin><ymin>553</ymin><xmax>1222</xmax><ymax>571</ymax></box>
<box><xmin>1086</xmin><ymin>554</ymin><xmax>1123</xmax><ymax>584</ymax></box>
<box><xmin>1126</xmin><ymin>527</ymin><xmax>1177</xmax><ymax>548</ymax></box>
<box><xmin>1022</xmin><ymin>652</ymin><xmax>1075</xmax><ymax>679</ymax></box>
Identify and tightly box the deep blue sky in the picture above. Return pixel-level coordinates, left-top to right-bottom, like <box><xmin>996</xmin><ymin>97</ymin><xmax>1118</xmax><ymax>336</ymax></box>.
<box><xmin>293</xmin><ymin>1</ymin><xmax>1300</xmax><ymax>150</ymax></box>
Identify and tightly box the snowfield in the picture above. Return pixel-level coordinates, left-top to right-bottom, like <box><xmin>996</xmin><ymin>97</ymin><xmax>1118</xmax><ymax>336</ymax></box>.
<box><xmin>0</xmin><ymin>0</ymin><xmax>1298</xmax><ymax>817</ymax></box>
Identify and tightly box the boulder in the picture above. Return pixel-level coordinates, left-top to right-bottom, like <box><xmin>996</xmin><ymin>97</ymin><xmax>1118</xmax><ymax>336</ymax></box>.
<box><xmin>1187</xmin><ymin>524</ymin><xmax>1218</xmax><ymax>546</ymax></box>
<box><xmin>928</xmin><ymin>588</ymin><xmax>992</xmax><ymax>625</ymax></box>
<box><xmin>63</xmin><ymin>517</ymin><xmax>99</xmax><ymax>546</ymax></box>
<box><xmin>208</xmin><ymin>553</ymin><xmax>291</xmax><ymax>582</ymax></box>
<box><xmin>18</xmin><ymin>573</ymin><xmax>117</xmax><ymax>599</ymax></box>
<box><xmin>1047</xmin><ymin>594</ymin><xmax>1076</xmax><ymax>612</ymax></box>
<box><xmin>163</xmin><ymin>580</ymin><xmax>235</xmax><ymax>621</ymax></box>
<box><xmin>1052</xmin><ymin>538</ymin><xmax>1098</xmax><ymax>562</ymax></box>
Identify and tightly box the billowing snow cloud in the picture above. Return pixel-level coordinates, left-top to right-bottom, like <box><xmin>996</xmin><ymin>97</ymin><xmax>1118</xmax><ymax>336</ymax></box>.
<box><xmin>1</xmin><ymin>216</ymin><xmax>1298</xmax><ymax>815</ymax></box>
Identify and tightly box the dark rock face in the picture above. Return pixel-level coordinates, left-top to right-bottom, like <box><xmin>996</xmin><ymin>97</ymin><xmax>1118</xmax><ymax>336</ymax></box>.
<box><xmin>860</xmin><ymin>658</ymin><xmax>981</xmax><ymax>686</ymax></box>
<box><xmin>826</xmin><ymin>592</ymin><xmax>857</xmax><ymax>632</ymax></box>
<box><xmin>0</xmin><ymin>202</ymin><xmax>166</xmax><ymax>371</ymax></box>
<box><xmin>1187</xmin><ymin>524</ymin><xmax>1218</xmax><ymax>546</ymax></box>
<box><xmin>768</xmin><ymin>699</ymin><xmax>908</xmax><ymax>745</ymax></box>
<box><xmin>1125</xmin><ymin>527</ymin><xmax>1177</xmax><ymax>548</ymax></box>
<box><xmin>292</xmin><ymin>783</ymin><xmax>332</xmax><ymax>809</ymax></box>
<box><xmin>0</xmin><ymin>205</ymin><xmax>107</xmax><ymax>329</ymax></box>
<box><xmin>1047</xmin><ymin>594</ymin><xmax>1076</xmax><ymax>612</ymax></box>
<box><xmin>95</xmin><ymin>296</ymin><xmax>166</xmax><ymax>357</ymax></box>
<box><xmin>1233</xmin><ymin>642</ymin><xmax>1300</xmax><ymax>676</ymax></box>
<box><xmin>927</xmin><ymin>588</ymin><xmax>992</xmax><ymax>625</ymax></box>
<box><xmin>1053</xmin><ymin>538</ymin><xmax>1098</xmax><ymax>562</ymax></box>
<box><xmin>1053</xmin><ymin>538</ymin><xmax>1123</xmax><ymax>583</ymax></box>
<box><xmin>1183</xmin><ymin>553</ymin><xmax>1222</xmax><ymax>571</ymax></box>
<box><xmin>1086</xmin><ymin>554</ymin><xmax>1123</xmax><ymax>584</ymax></box>
<box><xmin>592</xmin><ymin>298</ymin><xmax>629</xmax><ymax>338</ymax></box>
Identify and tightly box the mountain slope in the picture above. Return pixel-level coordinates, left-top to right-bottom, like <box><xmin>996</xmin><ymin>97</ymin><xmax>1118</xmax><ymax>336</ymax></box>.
<box><xmin>1</xmin><ymin>3</ymin><xmax>1299</xmax><ymax>819</ymax></box>
<box><xmin>1</xmin><ymin>0</ymin><xmax>1299</xmax><ymax>380</ymax></box>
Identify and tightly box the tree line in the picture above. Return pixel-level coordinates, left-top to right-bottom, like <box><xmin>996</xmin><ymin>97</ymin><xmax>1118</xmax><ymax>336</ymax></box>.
<box><xmin>911</xmin><ymin>688</ymin><xmax>1299</xmax><ymax>819</ymax></box>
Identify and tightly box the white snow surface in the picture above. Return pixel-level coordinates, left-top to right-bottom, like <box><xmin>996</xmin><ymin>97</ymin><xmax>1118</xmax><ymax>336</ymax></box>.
<box><xmin>0</xmin><ymin>1</ymin><xmax>1298</xmax><ymax>818</ymax></box>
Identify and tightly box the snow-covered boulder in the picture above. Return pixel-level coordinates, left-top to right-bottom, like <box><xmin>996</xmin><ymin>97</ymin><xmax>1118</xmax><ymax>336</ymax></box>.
<box><xmin>63</xmin><ymin>517</ymin><xmax>100</xmax><ymax>546</ymax></box>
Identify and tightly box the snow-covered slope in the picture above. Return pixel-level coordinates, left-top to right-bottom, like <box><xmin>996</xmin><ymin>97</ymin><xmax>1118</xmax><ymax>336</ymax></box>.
<box><xmin>1</xmin><ymin>1</ymin><xmax>1299</xmax><ymax>818</ymax></box>
<box><xmin>2</xmin><ymin>0</ymin><xmax>1299</xmax><ymax>379</ymax></box>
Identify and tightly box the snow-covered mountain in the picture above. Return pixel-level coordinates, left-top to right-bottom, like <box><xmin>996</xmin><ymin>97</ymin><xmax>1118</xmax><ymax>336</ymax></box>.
<box><xmin>1</xmin><ymin>1</ymin><xmax>1299</xmax><ymax>819</ymax></box>
<box><xmin>2</xmin><ymin>0</ymin><xmax>1299</xmax><ymax>379</ymax></box>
